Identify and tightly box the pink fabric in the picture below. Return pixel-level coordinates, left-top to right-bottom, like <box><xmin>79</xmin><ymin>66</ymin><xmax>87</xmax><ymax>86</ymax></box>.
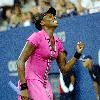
<box><xmin>18</xmin><ymin>29</ymin><xmax>64</xmax><ymax>100</ymax></box>
<box><xmin>18</xmin><ymin>79</ymin><xmax>53</xmax><ymax>100</ymax></box>
<box><xmin>25</xmin><ymin>29</ymin><xmax>64</xmax><ymax>81</ymax></box>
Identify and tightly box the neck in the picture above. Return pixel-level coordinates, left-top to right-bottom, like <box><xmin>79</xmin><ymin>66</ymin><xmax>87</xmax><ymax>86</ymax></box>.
<box><xmin>43</xmin><ymin>27</ymin><xmax>55</xmax><ymax>38</ymax></box>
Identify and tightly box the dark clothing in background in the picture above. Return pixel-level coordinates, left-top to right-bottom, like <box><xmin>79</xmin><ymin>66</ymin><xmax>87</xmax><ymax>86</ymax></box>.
<box><xmin>60</xmin><ymin>70</ymin><xmax>75</xmax><ymax>100</ymax></box>
<box><xmin>63</xmin><ymin>70</ymin><xmax>75</xmax><ymax>87</ymax></box>
<box><xmin>90</xmin><ymin>64</ymin><xmax>100</xmax><ymax>84</ymax></box>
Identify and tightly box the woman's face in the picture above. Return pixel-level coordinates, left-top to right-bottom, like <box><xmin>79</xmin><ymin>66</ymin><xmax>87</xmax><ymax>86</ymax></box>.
<box><xmin>42</xmin><ymin>13</ymin><xmax>58</xmax><ymax>28</ymax></box>
<box><xmin>14</xmin><ymin>5</ymin><xmax>21</xmax><ymax>15</ymax></box>
<box><xmin>6</xmin><ymin>9</ymin><xmax>12</xmax><ymax>18</ymax></box>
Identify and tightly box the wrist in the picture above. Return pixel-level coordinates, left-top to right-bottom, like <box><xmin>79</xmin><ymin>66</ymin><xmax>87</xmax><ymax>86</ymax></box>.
<box><xmin>20</xmin><ymin>83</ymin><xmax>28</xmax><ymax>90</ymax></box>
<box><xmin>74</xmin><ymin>51</ymin><xmax>81</xmax><ymax>59</ymax></box>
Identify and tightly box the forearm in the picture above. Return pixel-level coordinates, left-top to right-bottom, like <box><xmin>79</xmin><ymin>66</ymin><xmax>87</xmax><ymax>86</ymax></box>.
<box><xmin>70</xmin><ymin>75</ymin><xmax>75</xmax><ymax>85</ymax></box>
<box><xmin>94</xmin><ymin>81</ymin><xmax>99</xmax><ymax>96</ymax></box>
<box><xmin>17</xmin><ymin>60</ymin><xmax>26</xmax><ymax>84</ymax></box>
<box><xmin>61</xmin><ymin>57</ymin><xmax>77</xmax><ymax>74</ymax></box>
<box><xmin>58</xmin><ymin>41</ymin><xmax>84</xmax><ymax>75</ymax></box>
<box><xmin>16</xmin><ymin>42</ymin><xmax>35</xmax><ymax>84</ymax></box>
<box><xmin>65</xmin><ymin>57</ymin><xmax>77</xmax><ymax>72</ymax></box>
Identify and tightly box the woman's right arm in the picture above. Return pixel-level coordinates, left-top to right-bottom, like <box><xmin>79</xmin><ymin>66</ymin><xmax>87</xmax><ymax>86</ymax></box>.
<box><xmin>17</xmin><ymin>42</ymin><xmax>36</xmax><ymax>84</ymax></box>
<box><xmin>17</xmin><ymin>42</ymin><xmax>36</xmax><ymax>99</ymax></box>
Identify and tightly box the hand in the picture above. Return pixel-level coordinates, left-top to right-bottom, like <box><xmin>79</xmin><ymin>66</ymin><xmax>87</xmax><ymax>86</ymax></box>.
<box><xmin>64</xmin><ymin>87</ymin><xmax>69</xmax><ymax>93</ymax></box>
<box><xmin>21</xmin><ymin>89</ymin><xmax>29</xmax><ymax>100</ymax></box>
<box><xmin>76</xmin><ymin>41</ymin><xmax>84</xmax><ymax>54</ymax></box>
<box><xmin>69</xmin><ymin>83</ymin><xmax>74</xmax><ymax>92</ymax></box>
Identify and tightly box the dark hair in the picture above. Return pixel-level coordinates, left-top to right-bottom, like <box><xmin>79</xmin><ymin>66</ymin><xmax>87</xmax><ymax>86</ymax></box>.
<box><xmin>2</xmin><ymin>6</ymin><xmax>13</xmax><ymax>20</ymax></box>
<box><xmin>63</xmin><ymin>50</ymin><xmax>68</xmax><ymax>56</ymax></box>
<box><xmin>34</xmin><ymin>13</ymin><xmax>45</xmax><ymax>30</ymax></box>
<box><xmin>83</xmin><ymin>55</ymin><xmax>92</xmax><ymax>60</ymax></box>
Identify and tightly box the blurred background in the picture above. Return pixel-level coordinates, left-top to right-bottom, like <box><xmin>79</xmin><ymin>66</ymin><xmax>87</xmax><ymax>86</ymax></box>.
<box><xmin>0</xmin><ymin>0</ymin><xmax>100</xmax><ymax>31</ymax></box>
<box><xmin>0</xmin><ymin>0</ymin><xmax>100</xmax><ymax>100</ymax></box>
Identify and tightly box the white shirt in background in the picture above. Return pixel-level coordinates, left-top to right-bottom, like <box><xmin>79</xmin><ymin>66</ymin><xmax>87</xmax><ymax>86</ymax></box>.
<box><xmin>0</xmin><ymin>0</ymin><xmax>14</xmax><ymax>7</ymax></box>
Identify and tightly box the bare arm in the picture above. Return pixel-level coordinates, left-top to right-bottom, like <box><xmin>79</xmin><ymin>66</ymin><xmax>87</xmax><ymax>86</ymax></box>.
<box><xmin>70</xmin><ymin>75</ymin><xmax>75</xmax><ymax>85</ymax></box>
<box><xmin>94</xmin><ymin>81</ymin><xmax>99</xmax><ymax>100</ymax></box>
<box><xmin>57</xmin><ymin>52</ymin><xmax>77</xmax><ymax>75</ymax></box>
<box><xmin>17</xmin><ymin>42</ymin><xmax>36</xmax><ymax>84</ymax></box>
<box><xmin>57</xmin><ymin>41</ymin><xmax>84</xmax><ymax>75</ymax></box>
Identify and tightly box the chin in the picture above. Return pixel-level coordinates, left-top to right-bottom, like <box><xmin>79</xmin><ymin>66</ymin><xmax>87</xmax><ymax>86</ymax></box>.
<box><xmin>49</xmin><ymin>24</ymin><xmax>58</xmax><ymax>29</ymax></box>
<box><xmin>53</xmin><ymin>23</ymin><xmax>58</xmax><ymax>27</ymax></box>
<box><xmin>52</xmin><ymin>25</ymin><xmax>58</xmax><ymax>29</ymax></box>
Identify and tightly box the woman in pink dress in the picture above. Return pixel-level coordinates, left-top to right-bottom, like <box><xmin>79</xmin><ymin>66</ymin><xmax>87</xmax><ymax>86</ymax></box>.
<box><xmin>17</xmin><ymin>7</ymin><xmax>84</xmax><ymax>100</ymax></box>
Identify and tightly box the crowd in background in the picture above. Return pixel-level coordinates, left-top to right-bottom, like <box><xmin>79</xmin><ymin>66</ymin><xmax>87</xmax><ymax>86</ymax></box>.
<box><xmin>0</xmin><ymin>0</ymin><xmax>100</xmax><ymax>32</ymax></box>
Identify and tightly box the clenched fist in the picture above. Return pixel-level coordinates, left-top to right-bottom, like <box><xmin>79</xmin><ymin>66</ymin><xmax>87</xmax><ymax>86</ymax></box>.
<box><xmin>76</xmin><ymin>41</ymin><xmax>84</xmax><ymax>54</ymax></box>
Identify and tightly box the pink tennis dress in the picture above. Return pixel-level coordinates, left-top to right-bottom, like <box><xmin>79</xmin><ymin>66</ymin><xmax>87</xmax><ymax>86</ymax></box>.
<box><xmin>18</xmin><ymin>29</ymin><xmax>64</xmax><ymax>100</ymax></box>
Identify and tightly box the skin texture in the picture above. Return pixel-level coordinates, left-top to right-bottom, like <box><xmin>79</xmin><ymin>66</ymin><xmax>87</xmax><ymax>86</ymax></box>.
<box><xmin>60</xmin><ymin>51</ymin><xmax>75</xmax><ymax>93</ymax></box>
<box><xmin>17</xmin><ymin>13</ymin><xmax>84</xmax><ymax>100</ymax></box>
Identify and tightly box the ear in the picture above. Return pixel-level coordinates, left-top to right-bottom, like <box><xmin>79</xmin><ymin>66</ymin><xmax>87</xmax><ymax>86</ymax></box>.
<box><xmin>40</xmin><ymin>20</ymin><xmax>45</xmax><ymax>26</ymax></box>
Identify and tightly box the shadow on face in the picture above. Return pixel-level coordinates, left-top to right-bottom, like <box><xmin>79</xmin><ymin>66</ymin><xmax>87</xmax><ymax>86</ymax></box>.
<box><xmin>41</xmin><ymin>13</ymin><xmax>58</xmax><ymax>28</ymax></box>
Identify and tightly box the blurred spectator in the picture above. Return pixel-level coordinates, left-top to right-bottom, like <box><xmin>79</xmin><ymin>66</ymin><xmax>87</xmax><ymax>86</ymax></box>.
<box><xmin>56</xmin><ymin>0</ymin><xmax>66</xmax><ymax>17</ymax></box>
<box><xmin>0</xmin><ymin>0</ymin><xmax>100</xmax><ymax>32</ymax></box>
<box><xmin>66</xmin><ymin>0</ymin><xmax>86</xmax><ymax>15</ymax></box>
<box><xmin>21</xmin><ymin>0</ymin><xmax>36</xmax><ymax>13</ymax></box>
<box><xmin>2</xmin><ymin>7</ymin><xmax>13</xmax><ymax>30</ymax></box>
<box><xmin>92</xmin><ymin>64</ymin><xmax>100</xmax><ymax>85</ymax></box>
<box><xmin>30</xmin><ymin>6</ymin><xmax>40</xmax><ymax>16</ymax></box>
<box><xmin>82</xmin><ymin>55</ymin><xmax>100</xmax><ymax>100</ymax></box>
<box><xmin>21</xmin><ymin>12</ymin><xmax>33</xmax><ymax>27</ymax></box>
<box><xmin>65</xmin><ymin>1</ymin><xmax>78</xmax><ymax>17</ymax></box>
<box><xmin>0</xmin><ymin>6</ymin><xmax>13</xmax><ymax>31</ymax></box>
<box><xmin>19</xmin><ymin>0</ymin><xmax>28</xmax><ymax>6</ymax></box>
<box><xmin>14</xmin><ymin>0</ymin><xmax>20</xmax><ymax>6</ymax></box>
<box><xmin>38</xmin><ymin>0</ymin><xmax>51</xmax><ymax>13</ymax></box>
<box><xmin>92</xmin><ymin>64</ymin><xmax>100</xmax><ymax>99</ymax></box>
<box><xmin>8</xmin><ymin>4</ymin><xmax>22</xmax><ymax>29</ymax></box>
<box><xmin>5</xmin><ymin>7</ymin><xmax>13</xmax><ymax>19</ymax></box>
<box><xmin>8</xmin><ymin>14</ymin><xmax>20</xmax><ymax>29</ymax></box>
<box><xmin>34</xmin><ymin>0</ymin><xmax>39</xmax><ymax>6</ymax></box>
<box><xmin>55</xmin><ymin>0</ymin><xmax>78</xmax><ymax>18</ymax></box>
<box><xmin>0</xmin><ymin>8</ymin><xmax>3</xmax><ymax>21</ymax></box>
<box><xmin>1</xmin><ymin>6</ymin><xmax>13</xmax><ymax>20</ymax></box>
<box><xmin>72</xmin><ymin>59</ymin><xmax>97</xmax><ymax>99</ymax></box>
<box><xmin>76</xmin><ymin>0</ymin><xmax>100</xmax><ymax>14</ymax></box>
<box><xmin>13</xmin><ymin>4</ymin><xmax>21</xmax><ymax>16</ymax></box>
